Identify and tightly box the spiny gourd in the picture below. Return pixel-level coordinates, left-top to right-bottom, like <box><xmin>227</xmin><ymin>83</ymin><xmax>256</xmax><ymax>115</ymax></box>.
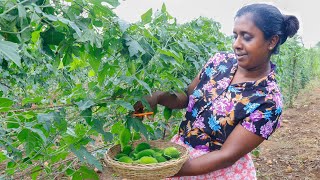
<box><xmin>163</xmin><ymin>147</ymin><xmax>180</xmax><ymax>159</ymax></box>
<box><xmin>137</xmin><ymin>156</ymin><xmax>158</xmax><ymax>164</ymax></box>
<box><xmin>118</xmin><ymin>156</ymin><xmax>133</xmax><ymax>163</ymax></box>
<box><xmin>134</xmin><ymin>142</ymin><xmax>151</xmax><ymax>153</ymax></box>
<box><xmin>154</xmin><ymin>155</ymin><xmax>167</xmax><ymax>163</ymax></box>
<box><xmin>113</xmin><ymin>142</ymin><xmax>181</xmax><ymax>164</ymax></box>
<box><xmin>135</xmin><ymin>149</ymin><xmax>155</xmax><ymax>159</ymax></box>
<box><xmin>152</xmin><ymin>148</ymin><xmax>163</xmax><ymax>153</ymax></box>
<box><xmin>121</xmin><ymin>145</ymin><xmax>132</xmax><ymax>155</ymax></box>
<box><xmin>114</xmin><ymin>153</ymin><xmax>127</xmax><ymax>160</ymax></box>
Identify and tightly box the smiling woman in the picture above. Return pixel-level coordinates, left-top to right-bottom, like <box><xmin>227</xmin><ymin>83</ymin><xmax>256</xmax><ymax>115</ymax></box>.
<box><xmin>231</xmin><ymin>4</ymin><xmax>299</xmax><ymax>84</ymax></box>
<box><xmin>136</xmin><ymin>3</ymin><xmax>300</xmax><ymax>180</ymax></box>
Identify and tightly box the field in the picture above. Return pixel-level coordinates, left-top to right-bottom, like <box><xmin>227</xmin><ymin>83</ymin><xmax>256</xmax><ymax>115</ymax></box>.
<box><xmin>0</xmin><ymin>1</ymin><xmax>320</xmax><ymax>179</ymax></box>
<box><xmin>254</xmin><ymin>80</ymin><xmax>320</xmax><ymax>179</ymax></box>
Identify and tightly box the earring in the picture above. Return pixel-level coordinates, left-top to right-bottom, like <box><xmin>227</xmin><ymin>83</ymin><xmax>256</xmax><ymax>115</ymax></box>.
<box><xmin>269</xmin><ymin>46</ymin><xmax>273</xmax><ymax>50</ymax></box>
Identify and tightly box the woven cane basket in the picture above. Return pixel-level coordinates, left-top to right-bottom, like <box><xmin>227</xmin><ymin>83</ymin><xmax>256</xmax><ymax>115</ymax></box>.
<box><xmin>105</xmin><ymin>140</ymin><xmax>189</xmax><ymax>180</ymax></box>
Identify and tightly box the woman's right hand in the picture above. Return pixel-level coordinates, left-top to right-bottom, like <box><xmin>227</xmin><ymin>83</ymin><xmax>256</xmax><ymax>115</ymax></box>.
<box><xmin>133</xmin><ymin>91</ymin><xmax>161</xmax><ymax>114</ymax></box>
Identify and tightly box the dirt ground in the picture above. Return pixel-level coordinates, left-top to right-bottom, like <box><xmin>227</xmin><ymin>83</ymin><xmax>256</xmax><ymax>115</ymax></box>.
<box><xmin>102</xmin><ymin>80</ymin><xmax>320</xmax><ymax>180</ymax></box>
<box><xmin>253</xmin><ymin>81</ymin><xmax>320</xmax><ymax>180</ymax></box>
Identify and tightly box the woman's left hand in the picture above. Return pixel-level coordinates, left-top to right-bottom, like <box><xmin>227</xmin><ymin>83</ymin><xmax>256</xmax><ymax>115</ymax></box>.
<box><xmin>170</xmin><ymin>159</ymin><xmax>194</xmax><ymax>177</ymax></box>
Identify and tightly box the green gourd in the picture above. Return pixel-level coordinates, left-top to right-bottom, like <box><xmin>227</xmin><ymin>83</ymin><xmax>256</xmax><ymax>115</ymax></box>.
<box><xmin>134</xmin><ymin>142</ymin><xmax>151</xmax><ymax>153</ymax></box>
<box><xmin>138</xmin><ymin>156</ymin><xmax>158</xmax><ymax>164</ymax></box>
<box><xmin>163</xmin><ymin>147</ymin><xmax>180</xmax><ymax>159</ymax></box>
<box><xmin>135</xmin><ymin>149</ymin><xmax>155</xmax><ymax>159</ymax></box>
<box><xmin>118</xmin><ymin>156</ymin><xmax>133</xmax><ymax>163</ymax></box>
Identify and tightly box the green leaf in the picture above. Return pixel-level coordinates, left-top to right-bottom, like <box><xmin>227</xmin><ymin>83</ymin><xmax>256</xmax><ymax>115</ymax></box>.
<box><xmin>6</xmin><ymin>161</ymin><xmax>17</xmax><ymax>175</ymax></box>
<box><xmin>91</xmin><ymin>0</ymin><xmax>115</xmax><ymax>17</ymax></box>
<box><xmin>141</xmin><ymin>8</ymin><xmax>152</xmax><ymax>24</ymax></box>
<box><xmin>98</xmin><ymin>62</ymin><xmax>116</xmax><ymax>85</ymax></box>
<box><xmin>125</xmin><ymin>37</ymin><xmax>145</xmax><ymax>57</ymax></box>
<box><xmin>104</xmin><ymin>132</ymin><xmax>113</xmax><ymax>142</ymax></box>
<box><xmin>0</xmin><ymin>98</ymin><xmax>13</xmax><ymax>108</ymax></box>
<box><xmin>66</xmin><ymin>168</ymin><xmax>75</xmax><ymax>176</ymax></box>
<box><xmin>22</xmin><ymin>97</ymin><xmax>42</xmax><ymax>106</ymax></box>
<box><xmin>0</xmin><ymin>98</ymin><xmax>14</xmax><ymax>112</ymax></box>
<box><xmin>158</xmin><ymin>49</ymin><xmax>184</xmax><ymax>65</ymax></box>
<box><xmin>31</xmin><ymin>165</ymin><xmax>42</xmax><ymax>180</ymax></box>
<box><xmin>37</xmin><ymin>111</ymin><xmax>66</xmax><ymax>132</ymax></box>
<box><xmin>136</xmin><ymin>78</ymin><xmax>151</xmax><ymax>95</ymax></box>
<box><xmin>117</xmin><ymin>19</ymin><xmax>130</xmax><ymax>33</ymax></box>
<box><xmin>92</xmin><ymin>119</ymin><xmax>113</xmax><ymax>142</ymax></box>
<box><xmin>111</xmin><ymin>121</ymin><xmax>124</xmax><ymax>135</ymax></box>
<box><xmin>182</xmin><ymin>39</ymin><xmax>201</xmax><ymax>52</ymax></box>
<box><xmin>115</xmin><ymin>100</ymin><xmax>134</xmax><ymax>111</ymax></box>
<box><xmin>25</xmin><ymin>127</ymin><xmax>47</xmax><ymax>143</ymax></box>
<box><xmin>88</xmin><ymin>69</ymin><xmax>95</xmax><ymax>77</ymax></box>
<box><xmin>105</xmin><ymin>0</ymin><xmax>120</xmax><ymax>7</ymax></box>
<box><xmin>18</xmin><ymin>4</ymin><xmax>26</xmax><ymax>18</ymax></box>
<box><xmin>17</xmin><ymin>129</ymin><xmax>41</xmax><ymax>155</ymax></box>
<box><xmin>163</xmin><ymin>107</ymin><xmax>172</xmax><ymax>121</ymax></box>
<box><xmin>75</xmin><ymin>124</ymin><xmax>88</xmax><ymax>137</ymax></box>
<box><xmin>119</xmin><ymin>128</ymin><xmax>131</xmax><ymax>151</ymax></box>
<box><xmin>31</xmin><ymin>31</ymin><xmax>41</xmax><ymax>43</ymax></box>
<box><xmin>40</xmin><ymin>27</ymin><xmax>65</xmax><ymax>45</ymax></box>
<box><xmin>93</xmin><ymin>20</ymin><xmax>103</xmax><ymax>27</ymax></box>
<box><xmin>161</xmin><ymin>3</ymin><xmax>167</xmax><ymax>13</ymax></box>
<box><xmin>75</xmin><ymin>100</ymin><xmax>95</xmax><ymax>111</ymax></box>
<box><xmin>77</xmin><ymin>29</ymin><xmax>102</xmax><ymax>48</ymax></box>
<box><xmin>7</xmin><ymin>118</ymin><xmax>20</xmax><ymax>128</ymax></box>
<box><xmin>0</xmin><ymin>40</ymin><xmax>21</xmax><ymax>67</ymax></box>
<box><xmin>251</xmin><ymin>148</ymin><xmax>260</xmax><ymax>158</ymax></box>
<box><xmin>126</xmin><ymin>117</ymin><xmax>148</xmax><ymax>140</ymax></box>
<box><xmin>0</xmin><ymin>151</ymin><xmax>7</xmax><ymax>163</ymax></box>
<box><xmin>89</xmin><ymin>55</ymin><xmax>101</xmax><ymax>73</ymax></box>
<box><xmin>51</xmin><ymin>152</ymin><xmax>69</xmax><ymax>164</ymax></box>
<box><xmin>69</xmin><ymin>57</ymin><xmax>87</xmax><ymax>71</ymax></box>
<box><xmin>72</xmin><ymin>166</ymin><xmax>99</xmax><ymax>180</ymax></box>
<box><xmin>70</xmin><ymin>145</ymin><xmax>103</xmax><ymax>171</ymax></box>
<box><xmin>47</xmin><ymin>15</ymin><xmax>81</xmax><ymax>37</ymax></box>
<box><xmin>80</xmin><ymin>108</ymin><xmax>92</xmax><ymax>125</ymax></box>
<box><xmin>143</xmin><ymin>29</ymin><xmax>160</xmax><ymax>45</ymax></box>
<box><xmin>128</xmin><ymin>61</ymin><xmax>136</xmax><ymax>75</ymax></box>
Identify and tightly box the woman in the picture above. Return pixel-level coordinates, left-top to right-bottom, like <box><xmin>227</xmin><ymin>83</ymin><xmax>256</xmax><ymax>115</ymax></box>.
<box><xmin>135</xmin><ymin>3</ymin><xmax>299</xmax><ymax>179</ymax></box>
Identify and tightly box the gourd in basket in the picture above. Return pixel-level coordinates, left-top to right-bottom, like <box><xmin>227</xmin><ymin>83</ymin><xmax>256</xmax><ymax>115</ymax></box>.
<box><xmin>105</xmin><ymin>140</ymin><xmax>189</xmax><ymax>180</ymax></box>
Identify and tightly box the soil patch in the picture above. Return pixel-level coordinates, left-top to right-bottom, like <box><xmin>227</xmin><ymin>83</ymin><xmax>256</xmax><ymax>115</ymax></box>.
<box><xmin>253</xmin><ymin>81</ymin><xmax>320</xmax><ymax>179</ymax></box>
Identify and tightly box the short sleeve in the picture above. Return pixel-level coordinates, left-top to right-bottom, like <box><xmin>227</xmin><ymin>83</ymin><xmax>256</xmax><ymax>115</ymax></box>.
<box><xmin>240</xmin><ymin>101</ymin><xmax>282</xmax><ymax>140</ymax></box>
<box><xmin>198</xmin><ymin>52</ymin><xmax>229</xmax><ymax>80</ymax></box>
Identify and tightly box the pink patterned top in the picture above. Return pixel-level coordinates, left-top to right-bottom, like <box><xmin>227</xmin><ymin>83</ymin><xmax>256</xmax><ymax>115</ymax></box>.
<box><xmin>179</xmin><ymin>52</ymin><xmax>283</xmax><ymax>152</ymax></box>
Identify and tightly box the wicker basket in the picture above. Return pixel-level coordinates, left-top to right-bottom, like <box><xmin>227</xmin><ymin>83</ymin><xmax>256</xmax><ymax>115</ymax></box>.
<box><xmin>105</xmin><ymin>140</ymin><xmax>189</xmax><ymax>180</ymax></box>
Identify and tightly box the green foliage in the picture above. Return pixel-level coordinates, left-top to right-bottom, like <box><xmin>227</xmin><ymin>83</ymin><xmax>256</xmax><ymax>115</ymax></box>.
<box><xmin>273</xmin><ymin>36</ymin><xmax>320</xmax><ymax>107</ymax></box>
<box><xmin>72</xmin><ymin>166</ymin><xmax>99</xmax><ymax>180</ymax></box>
<box><xmin>0</xmin><ymin>0</ymin><xmax>318</xmax><ymax>178</ymax></box>
<box><xmin>163</xmin><ymin>107</ymin><xmax>172</xmax><ymax>121</ymax></box>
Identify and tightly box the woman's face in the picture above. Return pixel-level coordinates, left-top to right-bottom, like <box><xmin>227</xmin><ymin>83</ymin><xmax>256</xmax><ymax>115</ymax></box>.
<box><xmin>232</xmin><ymin>13</ymin><xmax>272</xmax><ymax>70</ymax></box>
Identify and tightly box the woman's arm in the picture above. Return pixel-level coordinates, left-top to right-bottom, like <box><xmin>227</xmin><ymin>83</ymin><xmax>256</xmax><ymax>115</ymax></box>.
<box><xmin>141</xmin><ymin>73</ymin><xmax>201</xmax><ymax>110</ymax></box>
<box><xmin>174</xmin><ymin>124</ymin><xmax>264</xmax><ymax>176</ymax></box>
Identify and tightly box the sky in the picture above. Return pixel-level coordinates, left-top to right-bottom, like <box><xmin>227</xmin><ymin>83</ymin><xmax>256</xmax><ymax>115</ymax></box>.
<box><xmin>114</xmin><ymin>0</ymin><xmax>320</xmax><ymax>48</ymax></box>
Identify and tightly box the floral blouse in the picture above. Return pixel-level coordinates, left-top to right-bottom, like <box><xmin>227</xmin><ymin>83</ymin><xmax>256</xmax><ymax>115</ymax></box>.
<box><xmin>179</xmin><ymin>52</ymin><xmax>283</xmax><ymax>152</ymax></box>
